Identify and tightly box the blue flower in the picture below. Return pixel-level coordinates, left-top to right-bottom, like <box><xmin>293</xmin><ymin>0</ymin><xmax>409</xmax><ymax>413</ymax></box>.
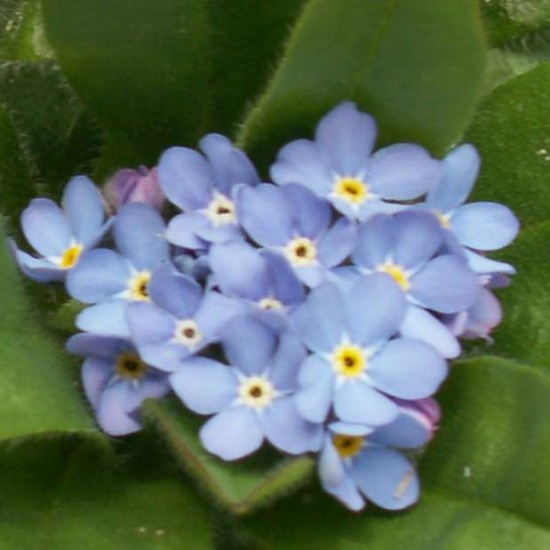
<box><xmin>127</xmin><ymin>264</ymin><xmax>244</xmax><ymax>372</ymax></box>
<box><xmin>351</xmin><ymin>210</ymin><xmax>480</xmax><ymax>358</ymax></box>
<box><xmin>158</xmin><ymin>133</ymin><xmax>260</xmax><ymax>250</ymax></box>
<box><xmin>66</xmin><ymin>203</ymin><xmax>170</xmax><ymax>337</ymax></box>
<box><xmin>12</xmin><ymin>176</ymin><xmax>111</xmax><ymax>282</ymax></box>
<box><xmin>171</xmin><ymin>316</ymin><xmax>323</xmax><ymax>460</ymax></box>
<box><xmin>424</xmin><ymin>144</ymin><xmax>519</xmax><ymax>275</ymax></box>
<box><xmin>292</xmin><ymin>275</ymin><xmax>448</xmax><ymax>426</ymax></box>
<box><xmin>270</xmin><ymin>102</ymin><xmax>442</xmax><ymax>221</ymax></box>
<box><xmin>209</xmin><ymin>241</ymin><xmax>305</xmax><ymax>328</ymax></box>
<box><xmin>318</xmin><ymin>407</ymin><xmax>430</xmax><ymax>511</ymax></box>
<box><xmin>237</xmin><ymin>183</ymin><xmax>356</xmax><ymax>287</ymax></box>
<box><xmin>67</xmin><ymin>333</ymin><xmax>170</xmax><ymax>436</ymax></box>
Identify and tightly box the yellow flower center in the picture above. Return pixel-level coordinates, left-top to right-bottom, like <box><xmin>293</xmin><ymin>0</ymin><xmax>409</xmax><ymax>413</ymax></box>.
<box><xmin>377</xmin><ymin>261</ymin><xmax>411</xmax><ymax>291</ymax></box>
<box><xmin>207</xmin><ymin>192</ymin><xmax>237</xmax><ymax>226</ymax></box>
<box><xmin>128</xmin><ymin>271</ymin><xmax>152</xmax><ymax>301</ymax></box>
<box><xmin>116</xmin><ymin>351</ymin><xmax>148</xmax><ymax>380</ymax></box>
<box><xmin>333</xmin><ymin>177</ymin><xmax>369</xmax><ymax>205</ymax></box>
<box><xmin>258</xmin><ymin>297</ymin><xmax>285</xmax><ymax>311</ymax></box>
<box><xmin>284</xmin><ymin>237</ymin><xmax>317</xmax><ymax>266</ymax></box>
<box><xmin>238</xmin><ymin>376</ymin><xmax>276</xmax><ymax>409</ymax></box>
<box><xmin>333</xmin><ymin>344</ymin><xmax>367</xmax><ymax>378</ymax></box>
<box><xmin>435</xmin><ymin>210</ymin><xmax>452</xmax><ymax>229</ymax></box>
<box><xmin>333</xmin><ymin>434</ymin><xmax>364</xmax><ymax>458</ymax></box>
<box><xmin>60</xmin><ymin>244</ymin><xmax>83</xmax><ymax>269</ymax></box>
<box><xmin>174</xmin><ymin>319</ymin><xmax>203</xmax><ymax>348</ymax></box>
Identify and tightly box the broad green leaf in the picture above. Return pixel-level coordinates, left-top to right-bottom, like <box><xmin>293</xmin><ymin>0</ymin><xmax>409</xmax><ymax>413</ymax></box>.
<box><xmin>0</xmin><ymin>222</ymin><xmax>95</xmax><ymax>439</ymax></box>
<box><xmin>470</xmin><ymin>223</ymin><xmax>550</xmax><ymax>370</ymax></box>
<box><xmin>0</xmin><ymin>435</ymin><xmax>212</xmax><ymax>549</ymax></box>
<box><xmin>145</xmin><ymin>398</ymin><xmax>314</xmax><ymax>515</ymax></box>
<box><xmin>0</xmin><ymin>61</ymin><xmax>103</xmax><ymax>199</ymax></box>
<box><xmin>41</xmin><ymin>0</ymin><xmax>213</xmax><ymax>171</ymax></box>
<box><xmin>240</xmin><ymin>357</ymin><xmax>550</xmax><ymax>548</ymax></box>
<box><xmin>238</xmin><ymin>0</ymin><xmax>486</xmax><ymax>169</ymax></box>
<box><xmin>467</xmin><ymin>61</ymin><xmax>550</xmax><ymax>227</ymax></box>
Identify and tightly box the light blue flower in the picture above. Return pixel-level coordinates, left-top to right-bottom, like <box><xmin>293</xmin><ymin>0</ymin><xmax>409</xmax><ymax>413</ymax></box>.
<box><xmin>270</xmin><ymin>102</ymin><xmax>442</xmax><ymax>221</ymax></box>
<box><xmin>318</xmin><ymin>406</ymin><xmax>430</xmax><ymax>511</ymax></box>
<box><xmin>351</xmin><ymin>210</ymin><xmax>480</xmax><ymax>358</ymax></box>
<box><xmin>237</xmin><ymin>183</ymin><xmax>356</xmax><ymax>287</ymax></box>
<box><xmin>292</xmin><ymin>274</ymin><xmax>448</xmax><ymax>427</ymax></box>
<box><xmin>171</xmin><ymin>316</ymin><xmax>323</xmax><ymax>460</ymax></box>
<box><xmin>12</xmin><ymin>176</ymin><xmax>111</xmax><ymax>282</ymax></box>
<box><xmin>209</xmin><ymin>241</ymin><xmax>305</xmax><ymax>328</ymax></box>
<box><xmin>158</xmin><ymin>133</ymin><xmax>260</xmax><ymax>250</ymax></box>
<box><xmin>424</xmin><ymin>143</ymin><xmax>519</xmax><ymax>275</ymax></box>
<box><xmin>67</xmin><ymin>333</ymin><xmax>170</xmax><ymax>436</ymax></box>
<box><xmin>66</xmin><ymin>203</ymin><xmax>170</xmax><ymax>337</ymax></box>
<box><xmin>127</xmin><ymin>264</ymin><xmax>244</xmax><ymax>372</ymax></box>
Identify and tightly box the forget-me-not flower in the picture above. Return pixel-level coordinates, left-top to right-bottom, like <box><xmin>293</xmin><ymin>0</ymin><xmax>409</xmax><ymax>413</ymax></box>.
<box><xmin>13</xmin><ymin>176</ymin><xmax>111</xmax><ymax>282</ymax></box>
<box><xmin>292</xmin><ymin>274</ymin><xmax>447</xmax><ymax>427</ymax></box>
<box><xmin>270</xmin><ymin>102</ymin><xmax>442</xmax><ymax>221</ymax></box>
<box><xmin>171</xmin><ymin>316</ymin><xmax>323</xmax><ymax>460</ymax></box>
<box><xmin>67</xmin><ymin>333</ymin><xmax>170</xmax><ymax>436</ymax></box>
<box><xmin>158</xmin><ymin>133</ymin><xmax>260</xmax><ymax>250</ymax></box>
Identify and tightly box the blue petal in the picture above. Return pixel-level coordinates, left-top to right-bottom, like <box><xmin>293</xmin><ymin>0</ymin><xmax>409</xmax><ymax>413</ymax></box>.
<box><xmin>81</xmin><ymin>358</ymin><xmax>112</xmax><ymax>408</ymax></box>
<box><xmin>126</xmin><ymin>302</ymin><xmax>174</xmax><ymax>346</ymax></box>
<box><xmin>96</xmin><ymin>381</ymin><xmax>142</xmax><ymax>436</ymax></box>
<box><xmin>328</xmin><ymin>422</ymin><xmax>373</xmax><ymax>436</ymax></box>
<box><xmin>62</xmin><ymin>176</ymin><xmax>106</xmax><ymax>246</ymax></box>
<box><xmin>66</xmin><ymin>332</ymin><xmax>127</xmax><ymax>359</ymax></box>
<box><xmin>368</xmin><ymin>144</ymin><xmax>442</xmax><ymax>200</ymax></box>
<box><xmin>66</xmin><ymin>249</ymin><xmax>130</xmax><ymax>303</ymax></box>
<box><xmin>12</xmin><ymin>247</ymin><xmax>65</xmax><ymax>282</ymax></box>
<box><xmin>148</xmin><ymin>264</ymin><xmax>202</xmax><ymax>319</ymax></box>
<box><xmin>114</xmin><ymin>203</ymin><xmax>168</xmax><ymax>270</ymax></box>
<box><xmin>192</xmin><ymin>214</ymin><xmax>243</xmax><ymax>245</ymax></box>
<box><xmin>400</xmin><ymin>305</ymin><xmax>460</xmax><ymax>359</ymax></box>
<box><xmin>263</xmin><ymin>397</ymin><xmax>323</xmax><ymax>454</ymax></box>
<box><xmin>451</xmin><ymin>202</ymin><xmax>520</xmax><ymax>251</ymax></box>
<box><xmin>352</xmin><ymin>448</ymin><xmax>419</xmax><ymax>510</ymax></box>
<box><xmin>295</xmin><ymin>355</ymin><xmax>334</xmax><ymax>423</ymax></box>
<box><xmin>195</xmin><ymin>291</ymin><xmax>247</xmax><ymax>338</ymax></box>
<box><xmin>76</xmin><ymin>301</ymin><xmax>131</xmax><ymax>338</ymax></box>
<box><xmin>282</xmin><ymin>183</ymin><xmax>331</xmax><ymax>238</ymax></box>
<box><xmin>317</xmin><ymin>217</ymin><xmax>357</xmax><ymax>268</ymax></box>
<box><xmin>165</xmin><ymin>212</ymin><xmax>210</xmax><ymax>250</ymax></box>
<box><xmin>322</xmin><ymin>475</ymin><xmax>365</xmax><ymax>512</ymax></box>
<box><xmin>21</xmin><ymin>198</ymin><xmax>72</xmax><ymax>257</ymax></box>
<box><xmin>462</xmin><ymin>287</ymin><xmax>502</xmax><ymax>340</ymax></box>
<box><xmin>319</xmin><ymin>435</ymin><xmax>346</xmax><ymax>487</ymax></box>
<box><xmin>237</xmin><ymin>184</ymin><xmax>294</xmax><ymax>246</ymax></box>
<box><xmin>157</xmin><ymin>146</ymin><xmax>213</xmax><ymax>210</ymax></box>
<box><xmin>352</xmin><ymin>215</ymin><xmax>394</xmax><ymax>269</ymax></box>
<box><xmin>263</xmin><ymin>251</ymin><xmax>305</xmax><ymax>306</ymax></box>
<box><xmin>270</xmin><ymin>138</ymin><xmax>333</xmax><ymax>195</ymax></box>
<box><xmin>268</xmin><ymin>331</ymin><xmax>306</xmax><ymax>390</ymax></box>
<box><xmin>426</xmin><ymin>143</ymin><xmax>480</xmax><ymax>212</ymax></box>
<box><xmin>315</xmin><ymin>102</ymin><xmax>377</xmax><ymax>175</ymax></box>
<box><xmin>221</xmin><ymin>316</ymin><xmax>277</xmax><ymax>374</ymax></box>
<box><xmin>170</xmin><ymin>357</ymin><xmax>237</xmax><ymax>414</ymax></box>
<box><xmin>137</xmin><ymin>343</ymin><xmax>188</xmax><ymax>372</ymax></box>
<box><xmin>369</xmin><ymin>338</ymin><xmax>448</xmax><ymax>399</ymax></box>
<box><xmin>209</xmin><ymin>241</ymin><xmax>269</xmax><ymax>301</ymax></box>
<box><xmin>140</xmin><ymin>374</ymin><xmax>171</xmax><ymax>400</ymax></box>
<box><xmin>369</xmin><ymin>407</ymin><xmax>433</xmax><ymax>449</ymax></box>
<box><xmin>199</xmin><ymin>133</ymin><xmax>259</xmax><ymax>194</ymax></box>
<box><xmin>392</xmin><ymin>210</ymin><xmax>443</xmax><ymax>269</ymax></box>
<box><xmin>344</xmin><ymin>273</ymin><xmax>406</xmax><ymax>346</ymax></box>
<box><xmin>411</xmin><ymin>255</ymin><xmax>479</xmax><ymax>313</ymax></box>
<box><xmin>291</xmin><ymin>282</ymin><xmax>344</xmax><ymax>353</ymax></box>
<box><xmin>200</xmin><ymin>406</ymin><xmax>264</xmax><ymax>460</ymax></box>
<box><xmin>465</xmin><ymin>249</ymin><xmax>516</xmax><ymax>275</ymax></box>
<box><xmin>334</xmin><ymin>382</ymin><xmax>397</xmax><ymax>426</ymax></box>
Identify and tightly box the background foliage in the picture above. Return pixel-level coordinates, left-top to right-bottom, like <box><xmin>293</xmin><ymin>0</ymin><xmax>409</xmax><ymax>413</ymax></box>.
<box><xmin>0</xmin><ymin>0</ymin><xmax>549</xmax><ymax>548</ymax></box>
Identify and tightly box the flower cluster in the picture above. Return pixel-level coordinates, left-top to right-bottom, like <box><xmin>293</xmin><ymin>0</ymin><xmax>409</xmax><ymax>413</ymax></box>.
<box><xmin>11</xmin><ymin>102</ymin><xmax>519</xmax><ymax>512</ymax></box>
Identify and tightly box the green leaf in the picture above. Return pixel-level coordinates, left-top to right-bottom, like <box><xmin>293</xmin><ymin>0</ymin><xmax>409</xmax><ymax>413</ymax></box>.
<box><xmin>467</xmin><ymin>61</ymin><xmax>550</xmax><ymax>227</ymax></box>
<box><xmin>145</xmin><ymin>397</ymin><xmax>314</xmax><ymax>515</ymax></box>
<box><xmin>0</xmin><ymin>222</ymin><xmax>95</xmax><ymax>440</ymax></box>
<box><xmin>41</xmin><ymin>0</ymin><xmax>213</xmax><ymax>171</ymax></box>
<box><xmin>238</xmin><ymin>0</ymin><xmax>486</xmax><ymax>169</ymax></box>
<box><xmin>0</xmin><ymin>434</ymin><xmax>213</xmax><ymax>549</ymax></box>
<box><xmin>240</xmin><ymin>357</ymin><xmax>550</xmax><ymax>548</ymax></box>
<box><xmin>0</xmin><ymin>61</ymin><xmax>103</xmax><ymax>198</ymax></box>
